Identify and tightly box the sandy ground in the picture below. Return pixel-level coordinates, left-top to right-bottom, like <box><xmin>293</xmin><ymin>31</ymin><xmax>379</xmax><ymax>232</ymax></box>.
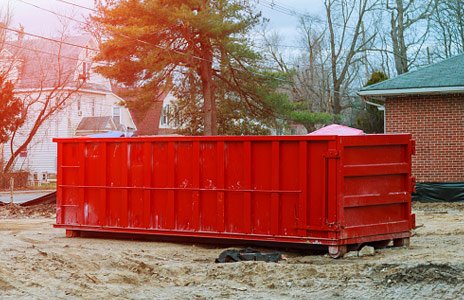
<box><xmin>0</xmin><ymin>202</ymin><xmax>462</xmax><ymax>299</ymax></box>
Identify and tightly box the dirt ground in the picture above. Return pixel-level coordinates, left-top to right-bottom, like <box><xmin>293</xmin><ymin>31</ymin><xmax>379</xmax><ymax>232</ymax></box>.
<box><xmin>0</xmin><ymin>202</ymin><xmax>462</xmax><ymax>299</ymax></box>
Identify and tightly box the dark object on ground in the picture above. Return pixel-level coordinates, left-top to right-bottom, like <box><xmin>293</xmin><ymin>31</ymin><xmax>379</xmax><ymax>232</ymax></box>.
<box><xmin>215</xmin><ymin>248</ymin><xmax>284</xmax><ymax>263</ymax></box>
<box><xmin>0</xmin><ymin>191</ymin><xmax>56</xmax><ymax>217</ymax></box>
<box><xmin>413</xmin><ymin>183</ymin><xmax>464</xmax><ymax>202</ymax></box>
<box><xmin>0</xmin><ymin>191</ymin><xmax>56</xmax><ymax>207</ymax></box>
<box><xmin>20</xmin><ymin>191</ymin><xmax>56</xmax><ymax>207</ymax></box>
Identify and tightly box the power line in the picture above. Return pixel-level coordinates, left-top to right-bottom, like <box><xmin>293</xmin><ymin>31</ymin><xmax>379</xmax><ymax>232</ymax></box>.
<box><xmin>259</xmin><ymin>0</ymin><xmax>305</xmax><ymax>17</ymax></box>
<box><xmin>16</xmin><ymin>0</ymin><xmax>214</xmax><ymax>65</ymax></box>
<box><xmin>57</xmin><ymin>0</ymin><xmax>215</xmax><ymax>64</ymax></box>
<box><xmin>51</xmin><ymin>0</ymin><xmax>304</xmax><ymax>61</ymax></box>
<box><xmin>52</xmin><ymin>0</ymin><xmax>292</xmax><ymax>77</ymax></box>
<box><xmin>55</xmin><ymin>0</ymin><xmax>96</xmax><ymax>12</ymax></box>
<box><xmin>23</xmin><ymin>0</ymin><xmax>292</xmax><ymax>84</ymax></box>
<box><xmin>16</xmin><ymin>0</ymin><xmax>89</xmax><ymax>26</ymax></box>
<box><xmin>50</xmin><ymin>0</ymin><xmax>303</xmax><ymax>59</ymax></box>
<box><xmin>0</xmin><ymin>24</ymin><xmax>99</xmax><ymax>52</ymax></box>
<box><xmin>264</xmin><ymin>0</ymin><xmax>302</xmax><ymax>13</ymax></box>
<box><xmin>257</xmin><ymin>0</ymin><xmax>356</xmax><ymax>30</ymax></box>
<box><xmin>0</xmin><ymin>50</ymin><xmax>86</xmax><ymax>85</ymax></box>
<box><xmin>3</xmin><ymin>40</ymin><xmax>91</xmax><ymax>63</ymax></box>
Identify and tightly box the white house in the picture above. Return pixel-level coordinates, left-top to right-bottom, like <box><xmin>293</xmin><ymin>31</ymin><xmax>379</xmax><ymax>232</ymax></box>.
<box><xmin>1</xmin><ymin>35</ymin><xmax>136</xmax><ymax>184</ymax></box>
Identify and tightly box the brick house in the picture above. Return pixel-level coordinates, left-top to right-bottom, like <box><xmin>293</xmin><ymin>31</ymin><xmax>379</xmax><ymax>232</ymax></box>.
<box><xmin>358</xmin><ymin>55</ymin><xmax>464</xmax><ymax>200</ymax></box>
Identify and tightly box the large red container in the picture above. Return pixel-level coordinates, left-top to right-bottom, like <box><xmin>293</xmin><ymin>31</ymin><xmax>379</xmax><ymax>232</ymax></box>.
<box><xmin>54</xmin><ymin>135</ymin><xmax>415</xmax><ymax>257</ymax></box>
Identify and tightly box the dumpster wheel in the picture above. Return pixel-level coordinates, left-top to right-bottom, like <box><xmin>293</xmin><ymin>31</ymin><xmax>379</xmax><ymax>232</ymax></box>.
<box><xmin>393</xmin><ymin>237</ymin><xmax>410</xmax><ymax>247</ymax></box>
<box><xmin>328</xmin><ymin>245</ymin><xmax>347</xmax><ymax>259</ymax></box>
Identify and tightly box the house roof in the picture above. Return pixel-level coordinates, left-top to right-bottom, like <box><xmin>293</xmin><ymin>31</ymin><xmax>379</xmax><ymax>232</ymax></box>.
<box><xmin>118</xmin><ymin>87</ymin><xmax>171</xmax><ymax>136</ymax></box>
<box><xmin>130</xmin><ymin>102</ymin><xmax>164</xmax><ymax>136</ymax></box>
<box><xmin>76</xmin><ymin>116</ymin><xmax>117</xmax><ymax>133</ymax></box>
<box><xmin>4</xmin><ymin>35</ymin><xmax>110</xmax><ymax>92</ymax></box>
<box><xmin>358</xmin><ymin>54</ymin><xmax>464</xmax><ymax>97</ymax></box>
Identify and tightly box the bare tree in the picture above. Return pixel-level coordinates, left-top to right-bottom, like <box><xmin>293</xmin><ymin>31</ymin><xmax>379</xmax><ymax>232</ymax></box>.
<box><xmin>324</xmin><ymin>0</ymin><xmax>379</xmax><ymax>114</ymax></box>
<box><xmin>385</xmin><ymin>0</ymin><xmax>436</xmax><ymax>74</ymax></box>
<box><xmin>260</xmin><ymin>18</ymin><xmax>334</xmax><ymax>132</ymax></box>
<box><xmin>1</xmin><ymin>25</ymin><xmax>88</xmax><ymax>173</ymax></box>
<box><xmin>0</xmin><ymin>7</ymin><xmax>25</xmax><ymax>171</ymax></box>
<box><xmin>431</xmin><ymin>0</ymin><xmax>464</xmax><ymax>59</ymax></box>
<box><xmin>261</xmin><ymin>19</ymin><xmax>331</xmax><ymax>112</ymax></box>
<box><xmin>261</xmin><ymin>0</ymin><xmax>380</xmax><ymax>126</ymax></box>
<box><xmin>293</xmin><ymin>17</ymin><xmax>332</xmax><ymax>114</ymax></box>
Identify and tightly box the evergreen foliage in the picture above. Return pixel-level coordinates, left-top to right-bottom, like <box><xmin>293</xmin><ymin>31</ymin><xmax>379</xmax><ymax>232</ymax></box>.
<box><xmin>356</xmin><ymin>71</ymin><xmax>388</xmax><ymax>133</ymax></box>
<box><xmin>0</xmin><ymin>75</ymin><xmax>24</xmax><ymax>144</ymax></box>
<box><xmin>93</xmin><ymin>0</ymin><xmax>291</xmax><ymax>135</ymax></box>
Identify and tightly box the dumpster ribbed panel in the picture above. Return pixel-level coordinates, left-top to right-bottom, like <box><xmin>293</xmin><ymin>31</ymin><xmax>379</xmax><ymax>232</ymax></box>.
<box><xmin>54</xmin><ymin>135</ymin><xmax>415</xmax><ymax>252</ymax></box>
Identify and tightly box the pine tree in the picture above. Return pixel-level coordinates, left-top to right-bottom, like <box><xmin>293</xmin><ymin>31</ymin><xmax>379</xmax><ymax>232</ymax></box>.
<box><xmin>0</xmin><ymin>75</ymin><xmax>24</xmax><ymax>144</ymax></box>
<box><xmin>93</xmin><ymin>0</ymin><xmax>284</xmax><ymax>135</ymax></box>
<box><xmin>355</xmin><ymin>71</ymin><xmax>388</xmax><ymax>133</ymax></box>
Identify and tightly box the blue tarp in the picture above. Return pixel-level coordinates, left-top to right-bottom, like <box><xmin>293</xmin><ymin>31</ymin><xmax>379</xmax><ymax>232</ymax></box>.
<box><xmin>88</xmin><ymin>131</ymin><xmax>134</xmax><ymax>138</ymax></box>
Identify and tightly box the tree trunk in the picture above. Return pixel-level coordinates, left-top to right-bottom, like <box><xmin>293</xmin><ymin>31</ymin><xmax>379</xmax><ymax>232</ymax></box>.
<box><xmin>199</xmin><ymin>56</ymin><xmax>217</xmax><ymax>136</ymax></box>
<box><xmin>332</xmin><ymin>82</ymin><xmax>342</xmax><ymax>115</ymax></box>
<box><xmin>390</xmin><ymin>0</ymin><xmax>408</xmax><ymax>75</ymax></box>
<box><xmin>198</xmin><ymin>0</ymin><xmax>217</xmax><ymax>136</ymax></box>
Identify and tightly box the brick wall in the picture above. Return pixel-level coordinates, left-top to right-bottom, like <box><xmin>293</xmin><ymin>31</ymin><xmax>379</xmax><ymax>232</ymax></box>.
<box><xmin>385</xmin><ymin>94</ymin><xmax>464</xmax><ymax>182</ymax></box>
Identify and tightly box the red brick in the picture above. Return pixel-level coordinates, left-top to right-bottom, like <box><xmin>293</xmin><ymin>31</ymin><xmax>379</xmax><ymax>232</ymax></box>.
<box><xmin>385</xmin><ymin>94</ymin><xmax>464</xmax><ymax>182</ymax></box>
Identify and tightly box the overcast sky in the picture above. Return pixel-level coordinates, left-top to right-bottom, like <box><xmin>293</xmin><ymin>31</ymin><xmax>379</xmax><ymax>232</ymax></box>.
<box><xmin>6</xmin><ymin>0</ymin><xmax>324</xmax><ymax>45</ymax></box>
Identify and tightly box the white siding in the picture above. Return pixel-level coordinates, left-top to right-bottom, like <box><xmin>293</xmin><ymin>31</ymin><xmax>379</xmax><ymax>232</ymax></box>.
<box><xmin>2</xmin><ymin>90</ymin><xmax>135</xmax><ymax>175</ymax></box>
<box><xmin>1</xmin><ymin>36</ymin><xmax>136</xmax><ymax>176</ymax></box>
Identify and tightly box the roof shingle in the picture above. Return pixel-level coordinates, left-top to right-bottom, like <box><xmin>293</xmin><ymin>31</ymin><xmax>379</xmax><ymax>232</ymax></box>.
<box><xmin>359</xmin><ymin>54</ymin><xmax>464</xmax><ymax>95</ymax></box>
<box><xmin>4</xmin><ymin>35</ymin><xmax>109</xmax><ymax>91</ymax></box>
<box><xmin>76</xmin><ymin>116</ymin><xmax>116</xmax><ymax>132</ymax></box>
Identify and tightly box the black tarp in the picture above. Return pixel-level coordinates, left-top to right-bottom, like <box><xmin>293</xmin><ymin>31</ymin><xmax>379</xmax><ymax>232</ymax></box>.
<box><xmin>413</xmin><ymin>183</ymin><xmax>464</xmax><ymax>202</ymax></box>
<box><xmin>215</xmin><ymin>248</ymin><xmax>284</xmax><ymax>263</ymax></box>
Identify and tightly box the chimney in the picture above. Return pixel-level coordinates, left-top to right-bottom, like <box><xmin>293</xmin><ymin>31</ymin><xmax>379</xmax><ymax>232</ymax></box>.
<box><xmin>17</xmin><ymin>24</ymin><xmax>24</xmax><ymax>41</ymax></box>
<box><xmin>0</xmin><ymin>22</ymin><xmax>6</xmax><ymax>43</ymax></box>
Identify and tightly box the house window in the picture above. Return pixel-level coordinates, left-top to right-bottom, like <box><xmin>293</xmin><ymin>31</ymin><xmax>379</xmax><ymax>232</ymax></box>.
<box><xmin>113</xmin><ymin>106</ymin><xmax>121</xmax><ymax>125</ymax></box>
<box><xmin>84</xmin><ymin>62</ymin><xmax>92</xmax><ymax>80</ymax></box>
<box><xmin>78</xmin><ymin>62</ymin><xmax>89</xmax><ymax>81</ymax></box>
<box><xmin>161</xmin><ymin>105</ymin><xmax>170</xmax><ymax>126</ymax></box>
<box><xmin>91</xmin><ymin>97</ymin><xmax>96</xmax><ymax>116</ymax></box>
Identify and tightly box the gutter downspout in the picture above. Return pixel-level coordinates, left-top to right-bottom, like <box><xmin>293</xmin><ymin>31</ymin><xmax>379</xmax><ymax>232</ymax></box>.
<box><xmin>365</xmin><ymin>100</ymin><xmax>386</xmax><ymax>133</ymax></box>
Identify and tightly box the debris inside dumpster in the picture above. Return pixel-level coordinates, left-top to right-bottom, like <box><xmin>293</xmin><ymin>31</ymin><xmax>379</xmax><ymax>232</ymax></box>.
<box><xmin>215</xmin><ymin>248</ymin><xmax>285</xmax><ymax>263</ymax></box>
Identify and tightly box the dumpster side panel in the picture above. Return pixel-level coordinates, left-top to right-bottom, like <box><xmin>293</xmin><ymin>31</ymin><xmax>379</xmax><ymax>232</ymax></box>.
<box><xmin>55</xmin><ymin>135</ymin><xmax>413</xmax><ymax>248</ymax></box>
<box><xmin>59</xmin><ymin>143</ymin><xmax>81</xmax><ymax>226</ymax></box>
<box><xmin>175</xmin><ymin>142</ymin><xmax>195</xmax><ymax>231</ymax></box>
<box><xmin>151</xmin><ymin>142</ymin><xmax>170</xmax><ymax>229</ymax></box>
<box><xmin>56</xmin><ymin>137</ymin><xmax>333</xmax><ymax>242</ymax></box>
<box><xmin>279</xmin><ymin>141</ymin><xmax>302</xmax><ymax>237</ymax></box>
<box><xmin>199</xmin><ymin>141</ymin><xmax>220</xmax><ymax>232</ymax></box>
<box><xmin>107</xmin><ymin>142</ymin><xmax>128</xmax><ymax>228</ymax></box>
<box><xmin>339</xmin><ymin>135</ymin><xmax>414</xmax><ymax>239</ymax></box>
<box><xmin>250</xmin><ymin>141</ymin><xmax>273</xmax><ymax>235</ymax></box>
<box><xmin>223</xmin><ymin>141</ymin><xmax>245</xmax><ymax>233</ymax></box>
<box><xmin>307</xmin><ymin>141</ymin><xmax>332</xmax><ymax>230</ymax></box>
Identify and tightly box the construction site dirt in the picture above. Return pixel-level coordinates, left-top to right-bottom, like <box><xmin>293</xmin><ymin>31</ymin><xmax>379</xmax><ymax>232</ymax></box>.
<box><xmin>0</xmin><ymin>202</ymin><xmax>462</xmax><ymax>299</ymax></box>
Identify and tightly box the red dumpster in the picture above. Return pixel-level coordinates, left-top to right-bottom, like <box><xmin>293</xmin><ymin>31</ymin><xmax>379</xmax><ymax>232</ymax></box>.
<box><xmin>54</xmin><ymin>134</ymin><xmax>415</xmax><ymax>258</ymax></box>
